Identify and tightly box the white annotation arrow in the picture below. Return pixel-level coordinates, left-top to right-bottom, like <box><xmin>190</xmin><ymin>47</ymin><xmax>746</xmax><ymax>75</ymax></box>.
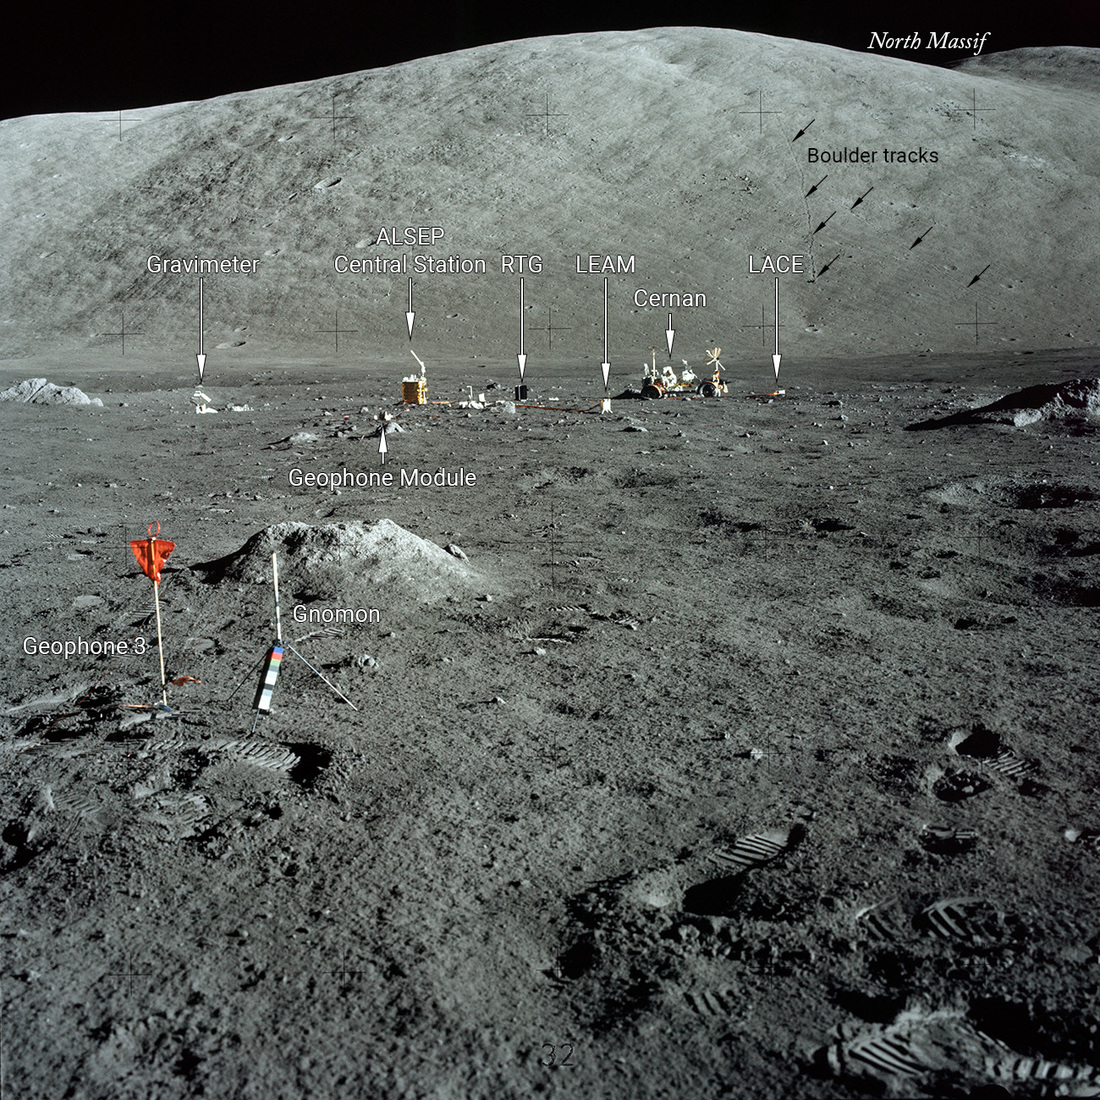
<box><xmin>665</xmin><ymin>313</ymin><xmax>675</xmax><ymax>358</ymax></box>
<box><xmin>601</xmin><ymin>277</ymin><xmax>610</xmax><ymax>390</ymax></box>
<box><xmin>196</xmin><ymin>277</ymin><xmax>207</xmax><ymax>382</ymax></box>
<box><xmin>772</xmin><ymin>277</ymin><xmax>782</xmax><ymax>382</ymax></box>
<box><xmin>517</xmin><ymin>277</ymin><xmax>527</xmax><ymax>380</ymax></box>
<box><xmin>378</xmin><ymin>426</ymin><xmax>388</xmax><ymax>464</ymax></box>
<box><xmin>405</xmin><ymin>279</ymin><xmax>415</xmax><ymax>339</ymax></box>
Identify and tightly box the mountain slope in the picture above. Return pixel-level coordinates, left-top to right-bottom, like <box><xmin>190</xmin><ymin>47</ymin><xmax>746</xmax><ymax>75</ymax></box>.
<box><xmin>1</xmin><ymin>27</ymin><xmax>1097</xmax><ymax>364</ymax></box>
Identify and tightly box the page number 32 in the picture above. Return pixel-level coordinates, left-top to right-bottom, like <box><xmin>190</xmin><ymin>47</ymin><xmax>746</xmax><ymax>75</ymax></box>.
<box><xmin>540</xmin><ymin>1042</ymin><xmax>576</xmax><ymax>1067</ymax></box>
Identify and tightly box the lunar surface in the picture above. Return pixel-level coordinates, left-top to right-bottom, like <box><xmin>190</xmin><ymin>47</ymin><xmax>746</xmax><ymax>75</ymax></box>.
<box><xmin>1</xmin><ymin>27</ymin><xmax>1099</xmax><ymax>1100</ymax></box>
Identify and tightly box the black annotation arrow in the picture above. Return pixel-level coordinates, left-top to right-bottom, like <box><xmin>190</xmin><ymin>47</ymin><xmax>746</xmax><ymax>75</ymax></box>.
<box><xmin>792</xmin><ymin>119</ymin><xmax>815</xmax><ymax>141</ymax></box>
<box><xmin>806</xmin><ymin>174</ymin><xmax>827</xmax><ymax>197</ymax></box>
<box><xmin>851</xmin><ymin>186</ymin><xmax>874</xmax><ymax>210</ymax></box>
<box><xmin>818</xmin><ymin>253</ymin><xmax>841</xmax><ymax>278</ymax></box>
<box><xmin>405</xmin><ymin>279</ymin><xmax>415</xmax><ymax>339</ymax></box>
<box><xmin>196</xmin><ymin>278</ymin><xmax>207</xmax><ymax>382</ymax></box>
<box><xmin>967</xmin><ymin>264</ymin><xmax>991</xmax><ymax>288</ymax></box>
<box><xmin>813</xmin><ymin>211</ymin><xmax>836</xmax><ymax>234</ymax></box>
<box><xmin>665</xmin><ymin>313</ymin><xmax>675</xmax><ymax>358</ymax></box>
<box><xmin>910</xmin><ymin>225</ymin><xmax>935</xmax><ymax>250</ymax></box>
<box><xmin>517</xmin><ymin>277</ymin><xmax>527</xmax><ymax>380</ymax></box>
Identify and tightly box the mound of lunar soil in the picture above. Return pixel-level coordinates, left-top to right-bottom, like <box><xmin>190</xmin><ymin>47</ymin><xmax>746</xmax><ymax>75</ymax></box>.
<box><xmin>195</xmin><ymin>519</ymin><xmax>486</xmax><ymax>603</ymax></box>
<box><xmin>0</xmin><ymin>377</ymin><xmax>102</xmax><ymax>406</ymax></box>
<box><xmin>907</xmin><ymin>377</ymin><xmax>1100</xmax><ymax>429</ymax></box>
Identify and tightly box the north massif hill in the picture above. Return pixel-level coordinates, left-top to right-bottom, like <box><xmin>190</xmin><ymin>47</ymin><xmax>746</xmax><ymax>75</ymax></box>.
<box><xmin>1</xmin><ymin>28</ymin><xmax>1098</xmax><ymax>365</ymax></box>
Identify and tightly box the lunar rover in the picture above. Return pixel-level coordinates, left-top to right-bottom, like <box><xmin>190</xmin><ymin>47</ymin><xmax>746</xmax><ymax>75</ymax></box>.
<box><xmin>640</xmin><ymin>347</ymin><xmax>728</xmax><ymax>399</ymax></box>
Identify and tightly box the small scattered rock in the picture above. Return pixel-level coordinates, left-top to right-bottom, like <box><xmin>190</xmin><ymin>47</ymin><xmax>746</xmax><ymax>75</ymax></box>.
<box><xmin>267</xmin><ymin>431</ymin><xmax>319</xmax><ymax>450</ymax></box>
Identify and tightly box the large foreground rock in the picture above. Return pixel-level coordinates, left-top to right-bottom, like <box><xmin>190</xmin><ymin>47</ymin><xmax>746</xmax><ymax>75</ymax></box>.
<box><xmin>907</xmin><ymin>376</ymin><xmax>1100</xmax><ymax>429</ymax></box>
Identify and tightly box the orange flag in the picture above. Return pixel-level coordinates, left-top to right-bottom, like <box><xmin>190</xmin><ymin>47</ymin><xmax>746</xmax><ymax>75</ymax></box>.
<box><xmin>130</xmin><ymin>523</ymin><xmax>174</xmax><ymax>585</ymax></box>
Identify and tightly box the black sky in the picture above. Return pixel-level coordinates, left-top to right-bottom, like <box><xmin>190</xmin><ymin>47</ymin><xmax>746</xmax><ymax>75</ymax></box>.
<box><xmin>2</xmin><ymin>1</ymin><xmax>1097</xmax><ymax>120</ymax></box>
